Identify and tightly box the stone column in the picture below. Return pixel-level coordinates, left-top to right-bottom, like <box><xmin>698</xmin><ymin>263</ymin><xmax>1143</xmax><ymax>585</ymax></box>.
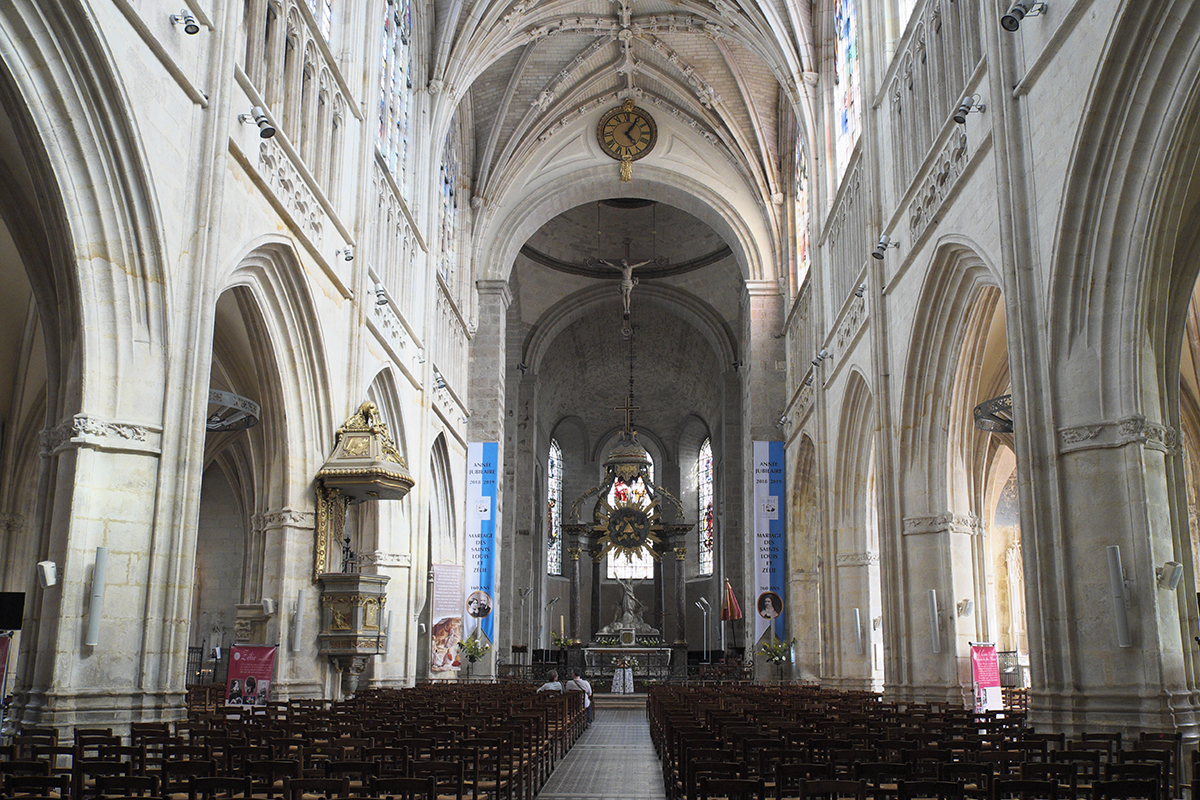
<box><xmin>673</xmin><ymin>545</ymin><xmax>688</xmax><ymax>645</ymax></box>
<box><xmin>568</xmin><ymin>546</ymin><xmax>581</xmax><ymax>641</ymax></box>
<box><xmin>653</xmin><ymin>554</ymin><xmax>665</xmax><ymax>634</ymax></box>
<box><xmin>590</xmin><ymin>542</ymin><xmax>603</xmax><ymax>640</ymax></box>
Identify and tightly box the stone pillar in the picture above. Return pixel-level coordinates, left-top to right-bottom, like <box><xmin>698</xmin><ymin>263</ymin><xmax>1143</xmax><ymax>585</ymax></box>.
<box><xmin>653</xmin><ymin>554</ymin><xmax>665</xmax><ymax>634</ymax></box>
<box><xmin>673</xmin><ymin>545</ymin><xmax>688</xmax><ymax>645</ymax></box>
<box><xmin>568</xmin><ymin>545</ymin><xmax>581</xmax><ymax>642</ymax></box>
<box><xmin>590</xmin><ymin>541</ymin><xmax>603</xmax><ymax>640</ymax></box>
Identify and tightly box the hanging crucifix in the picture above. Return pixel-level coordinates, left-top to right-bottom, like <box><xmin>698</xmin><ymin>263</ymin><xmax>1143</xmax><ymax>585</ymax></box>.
<box><xmin>585</xmin><ymin>237</ymin><xmax>667</xmax><ymax>327</ymax></box>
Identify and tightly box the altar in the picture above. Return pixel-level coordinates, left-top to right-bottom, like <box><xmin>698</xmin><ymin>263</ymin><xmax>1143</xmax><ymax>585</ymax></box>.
<box><xmin>584</xmin><ymin>645</ymin><xmax>673</xmax><ymax>685</ymax></box>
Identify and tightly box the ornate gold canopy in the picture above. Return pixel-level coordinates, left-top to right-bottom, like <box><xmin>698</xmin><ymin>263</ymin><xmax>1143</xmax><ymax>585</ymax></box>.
<box><xmin>313</xmin><ymin>401</ymin><xmax>414</xmax><ymax>578</ymax></box>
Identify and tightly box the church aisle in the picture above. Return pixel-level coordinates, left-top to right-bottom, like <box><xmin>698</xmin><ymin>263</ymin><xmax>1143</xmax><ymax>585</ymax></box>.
<box><xmin>535</xmin><ymin>706</ymin><xmax>666</xmax><ymax>800</ymax></box>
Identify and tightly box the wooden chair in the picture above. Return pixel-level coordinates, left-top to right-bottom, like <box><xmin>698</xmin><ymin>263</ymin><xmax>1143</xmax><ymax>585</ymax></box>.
<box><xmin>939</xmin><ymin>763</ymin><xmax>991</xmax><ymax>800</ymax></box>
<box><xmin>4</xmin><ymin>773</ymin><xmax>72</xmax><ymax>798</ymax></box>
<box><xmin>794</xmin><ymin>779</ymin><xmax>869</xmax><ymax>800</ymax></box>
<box><xmin>367</xmin><ymin>777</ymin><xmax>437</xmax><ymax>800</ymax></box>
<box><xmin>992</xmin><ymin>779</ymin><xmax>1058</xmax><ymax>800</ymax></box>
<box><xmin>188</xmin><ymin>775</ymin><xmax>253</xmax><ymax>800</ymax></box>
<box><xmin>409</xmin><ymin>761</ymin><xmax>464</xmax><ymax>800</ymax></box>
<box><xmin>895</xmin><ymin>780</ymin><xmax>964</xmax><ymax>800</ymax></box>
<box><xmin>282</xmin><ymin>776</ymin><xmax>349</xmax><ymax>800</ymax></box>
<box><xmin>161</xmin><ymin>759</ymin><xmax>217</xmax><ymax>799</ymax></box>
<box><xmin>700</xmin><ymin>776</ymin><xmax>768</xmax><ymax>800</ymax></box>
<box><xmin>247</xmin><ymin>759</ymin><xmax>302</xmax><ymax>796</ymax></box>
<box><xmin>1089</xmin><ymin>781</ymin><xmax>1157</xmax><ymax>800</ymax></box>
<box><xmin>74</xmin><ymin>759</ymin><xmax>133</xmax><ymax>800</ymax></box>
<box><xmin>1</xmin><ymin>761</ymin><xmax>53</xmax><ymax>777</ymax></box>
<box><xmin>854</xmin><ymin>762</ymin><xmax>911</xmax><ymax>800</ymax></box>
<box><xmin>1020</xmin><ymin>763</ymin><xmax>1078</xmax><ymax>800</ymax></box>
<box><xmin>96</xmin><ymin>773</ymin><xmax>160</xmax><ymax>797</ymax></box>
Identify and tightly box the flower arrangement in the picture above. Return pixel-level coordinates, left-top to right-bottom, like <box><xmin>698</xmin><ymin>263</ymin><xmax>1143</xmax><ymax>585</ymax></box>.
<box><xmin>593</xmin><ymin>635</ymin><xmax>620</xmax><ymax>646</ymax></box>
<box><xmin>758</xmin><ymin>638</ymin><xmax>795</xmax><ymax>665</ymax></box>
<box><xmin>550</xmin><ymin>632</ymin><xmax>579</xmax><ymax>648</ymax></box>
<box><xmin>457</xmin><ymin>633</ymin><xmax>491</xmax><ymax>663</ymax></box>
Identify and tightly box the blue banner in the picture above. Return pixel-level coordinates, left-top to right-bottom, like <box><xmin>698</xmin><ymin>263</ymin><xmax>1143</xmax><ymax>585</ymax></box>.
<box><xmin>466</xmin><ymin>442</ymin><xmax>498</xmax><ymax>642</ymax></box>
<box><xmin>753</xmin><ymin>441</ymin><xmax>786</xmax><ymax>641</ymax></box>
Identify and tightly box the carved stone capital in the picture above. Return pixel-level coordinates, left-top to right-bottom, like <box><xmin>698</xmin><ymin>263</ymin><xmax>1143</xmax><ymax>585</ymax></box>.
<box><xmin>254</xmin><ymin>508</ymin><xmax>316</xmax><ymax>531</ymax></box>
<box><xmin>41</xmin><ymin>414</ymin><xmax>162</xmax><ymax>456</ymax></box>
<box><xmin>902</xmin><ymin>513</ymin><xmax>980</xmax><ymax>536</ymax></box>
<box><xmin>0</xmin><ymin>513</ymin><xmax>25</xmax><ymax>531</ymax></box>
<box><xmin>674</xmin><ymin>546</ymin><xmax>688</xmax><ymax>560</ymax></box>
<box><xmin>358</xmin><ymin>550</ymin><xmax>412</xmax><ymax>568</ymax></box>
<box><xmin>836</xmin><ymin>551</ymin><xmax>880</xmax><ymax>567</ymax></box>
<box><xmin>1058</xmin><ymin>415</ymin><xmax>1180</xmax><ymax>455</ymax></box>
<box><xmin>567</xmin><ymin>546</ymin><xmax>581</xmax><ymax>561</ymax></box>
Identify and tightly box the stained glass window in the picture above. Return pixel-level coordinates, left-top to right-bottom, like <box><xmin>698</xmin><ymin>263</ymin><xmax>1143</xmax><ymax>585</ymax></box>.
<box><xmin>608</xmin><ymin>454</ymin><xmax>655</xmax><ymax>580</ymax></box>
<box><xmin>698</xmin><ymin>438</ymin><xmax>714</xmax><ymax>576</ymax></box>
<box><xmin>794</xmin><ymin>130</ymin><xmax>810</xmax><ymax>288</ymax></box>
<box><xmin>306</xmin><ymin>0</ymin><xmax>332</xmax><ymax>40</ymax></box>
<box><xmin>439</xmin><ymin>132</ymin><xmax>459</xmax><ymax>288</ymax></box>
<box><xmin>834</xmin><ymin>0</ymin><xmax>861</xmax><ymax>179</ymax></box>
<box><xmin>378</xmin><ymin>0</ymin><xmax>412</xmax><ymax>198</ymax></box>
<box><xmin>548</xmin><ymin>440</ymin><xmax>563</xmax><ymax>575</ymax></box>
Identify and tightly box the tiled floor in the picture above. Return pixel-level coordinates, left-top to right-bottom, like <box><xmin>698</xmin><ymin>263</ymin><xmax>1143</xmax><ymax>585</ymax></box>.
<box><xmin>534</xmin><ymin>708</ymin><xmax>666</xmax><ymax>799</ymax></box>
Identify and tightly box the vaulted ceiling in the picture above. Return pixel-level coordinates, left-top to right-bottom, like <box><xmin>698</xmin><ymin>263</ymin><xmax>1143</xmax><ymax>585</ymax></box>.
<box><xmin>437</xmin><ymin>0</ymin><xmax>816</xmax><ymax>213</ymax></box>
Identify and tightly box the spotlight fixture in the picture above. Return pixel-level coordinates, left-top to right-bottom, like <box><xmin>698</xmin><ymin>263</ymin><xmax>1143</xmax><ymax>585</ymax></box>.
<box><xmin>953</xmin><ymin>94</ymin><xmax>986</xmax><ymax>124</ymax></box>
<box><xmin>802</xmin><ymin>374</ymin><xmax>813</xmax><ymax>387</ymax></box>
<box><xmin>1157</xmin><ymin>561</ymin><xmax>1184</xmax><ymax>591</ymax></box>
<box><xmin>336</xmin><ymin>246</ymin><xmax>354</xmax><ymax>262</ymax></box>
<box><xmin>434</xmin><ymin>374</ymin><xmax>447</xmax><ymax>391</ymax></box>
<box><xmin>413</xmin><ymin>351</ymin><xmax>426</xmax><ymax>364</ymax></box>
<box><xmin>170</xmin><ymin>9</ymin><xmax>200</xmax><ymax>34</ymax></box>
<box><xmin>777</xmin><ymin>414</ymin><xmax>789</xmax><ymax>426</ymax></box>
<box><xmin>373</xmin><ymin>283</ymin><xmax>388</xmax><ymax>306</ymax></box>
<box><xmin>855</xmin><ymin>283</ymin><xmax>866</xmax><ymax>298</ymax></box>
<box><xmin>872</xmin><ymin>234</ymin><xmax>899</xmax><ymax>260</ymax></box>
<box><xmin>810</xmin><ymin>349</ymin><xmax>831</xmax><ymax>368</ymax></box>
<box><xmin>238</xmin><ymin>106</ymin><xmax>275</xmax><ymax>138</ymax></box>
<box><xmin>1000</xmin><ymin>0</ymin><xmax>1047</xmax><ymax>31</ymax></box>
<box><xmin>458</xmin><ymin>415</ymin><xmax>470</xmax><ymax>425</ymax></box>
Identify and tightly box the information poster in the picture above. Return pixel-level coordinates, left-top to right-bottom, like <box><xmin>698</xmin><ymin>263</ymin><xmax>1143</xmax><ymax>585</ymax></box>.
<box><xmin>465</xmin><ymin>442</ymin><xmax>498</xmax><ymax>644</ymax></box>
<box><xmin>430</xmin><ymin>563</ymin><xmax>464</xmax><ymax>674</ymax></box>
<box><xmin>970</xmin><ymin>642</ymin><xmax>1004</xmax><ymax>712</ymax></box>
<box><xmin>226</xmin><ymin>644</ymin><xmax>277</xmax><ymax>707</ymax></box>
<box><xmin>753</xmin><ymin>441</ymin><xmax>786</xmax><ymax>642</ymax></box>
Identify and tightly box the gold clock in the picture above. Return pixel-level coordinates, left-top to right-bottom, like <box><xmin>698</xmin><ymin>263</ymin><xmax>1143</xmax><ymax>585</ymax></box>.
<box><xmin>598</xmin><ymin>99</ymin><xmax>657</xmax><ymax>180</ymax></box>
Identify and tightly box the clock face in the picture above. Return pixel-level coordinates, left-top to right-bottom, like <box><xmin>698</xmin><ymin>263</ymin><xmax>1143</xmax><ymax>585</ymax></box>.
<box><xmin>598</xmin><ymin>105</ymin><xmax>657</xmax><ymax>162</ymax></box>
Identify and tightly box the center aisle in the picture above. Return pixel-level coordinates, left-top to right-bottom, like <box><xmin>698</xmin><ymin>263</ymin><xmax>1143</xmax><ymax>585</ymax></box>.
<box><xmin>534</xmin><ymin>705</ymin><xmax>666</xmax><ymax>800</ymax></box>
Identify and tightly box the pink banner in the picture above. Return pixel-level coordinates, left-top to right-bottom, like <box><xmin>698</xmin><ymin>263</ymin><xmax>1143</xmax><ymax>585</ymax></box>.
<box><xmin>430</xmin><ymin>564</ymin><xmax>463</xmax><ymax>674</ymax></box>
<box><xmin>970</xmin><ymin>643</ymin><xmax>1003</xmax><ymax>712</ymax></box>
<box><xmin>226</xmin><ymin>644</ymin><xmax>277</xmax><ymax>707</ymax></box>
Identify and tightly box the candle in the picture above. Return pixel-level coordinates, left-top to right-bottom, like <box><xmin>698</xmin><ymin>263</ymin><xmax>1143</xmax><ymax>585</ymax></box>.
<box><xmin>560</xmin><ymin>615</ymin><xmax>564</xmax><ymax>636</ymax></box>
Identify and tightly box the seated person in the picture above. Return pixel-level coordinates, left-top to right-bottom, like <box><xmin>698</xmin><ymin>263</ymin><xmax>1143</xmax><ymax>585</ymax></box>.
<box><xmin>536</xmin><ymin>668</ymin><xmax>563</xmax><ymax>692</ymax></box>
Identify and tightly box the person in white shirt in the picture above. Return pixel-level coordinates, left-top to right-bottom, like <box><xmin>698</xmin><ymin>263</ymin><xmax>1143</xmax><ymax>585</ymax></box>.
<box><xmin>565</xmin><ymin>669</ymin><xmax>594</xmax><ymax>724</ymax></box>
<box><xmin>536</xmin><ymin>668</ymin><xmax>563</xmax><ymax>692</ymax></box>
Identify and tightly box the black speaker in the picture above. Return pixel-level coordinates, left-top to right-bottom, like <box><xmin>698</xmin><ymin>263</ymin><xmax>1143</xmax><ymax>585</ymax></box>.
<box><xmin>0</xmin><ymin>592</ymin><xmax>25</xmax><ymax>630</ymax></box>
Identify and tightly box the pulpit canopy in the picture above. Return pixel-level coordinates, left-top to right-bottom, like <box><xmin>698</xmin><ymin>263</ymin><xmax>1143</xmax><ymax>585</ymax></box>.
<box><xmin>316</xmin><ymin>401</ymin><xmax>414</xmax><ymax>501</ymax></box>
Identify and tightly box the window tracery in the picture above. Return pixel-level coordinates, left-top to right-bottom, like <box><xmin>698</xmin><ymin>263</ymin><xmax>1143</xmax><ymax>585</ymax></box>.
<box><xmin>548</xmin><ymin>439</ymin><xmax>563</xmax><ymax>575</ymax></box>
<box><xmin>698</xmin><ymin>438</ymin><xmax>714</xmax><ymax>576</ymax></box>
<box><xmin>834</xmin><ymin>0</ymin><xmax>862</xmax><ymax>180</ymax></box>
<box><xmin>379</xmin><ymin>0</ymin><xmax>413</xmax><ymax>198</ymax></box>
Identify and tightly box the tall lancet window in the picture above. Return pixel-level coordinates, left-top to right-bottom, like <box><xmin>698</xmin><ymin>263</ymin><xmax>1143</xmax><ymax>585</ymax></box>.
<box><xmin>607</xmin><ymin>453</ymin><xmax>656</xmax><ymax>580</ymax></box>
<box><xmin>698</xmin><ymin>438</ymin><xmax>714</xmax><ymax>576</ymax></box>
<box><xmin>547</xmin><ymin>440</ymin><xmax>563</xmax><ymax>575</ymax></box>
<box><xmin>378</xmin><ymin>0</ymin><xmax>412</xmax><ymax>197</ymax></box>
<box><xmin>833</xmin><ymin>0</ymin><xmax>862</xmax><ymax>179</ymax></box>
<box><xmin>439</xmin><ymin>131</ymin><xmax>460</xmax><ymax>288</ymax></box>
<box><xmin>794</xmin><ymin>129</ymin><xmax>811</xmax><ymax>288</ymax></box>
<box><xmin>307</xmin><ymin>0</ymin><xmax>332</xmax><ymax>40</ymax></box>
